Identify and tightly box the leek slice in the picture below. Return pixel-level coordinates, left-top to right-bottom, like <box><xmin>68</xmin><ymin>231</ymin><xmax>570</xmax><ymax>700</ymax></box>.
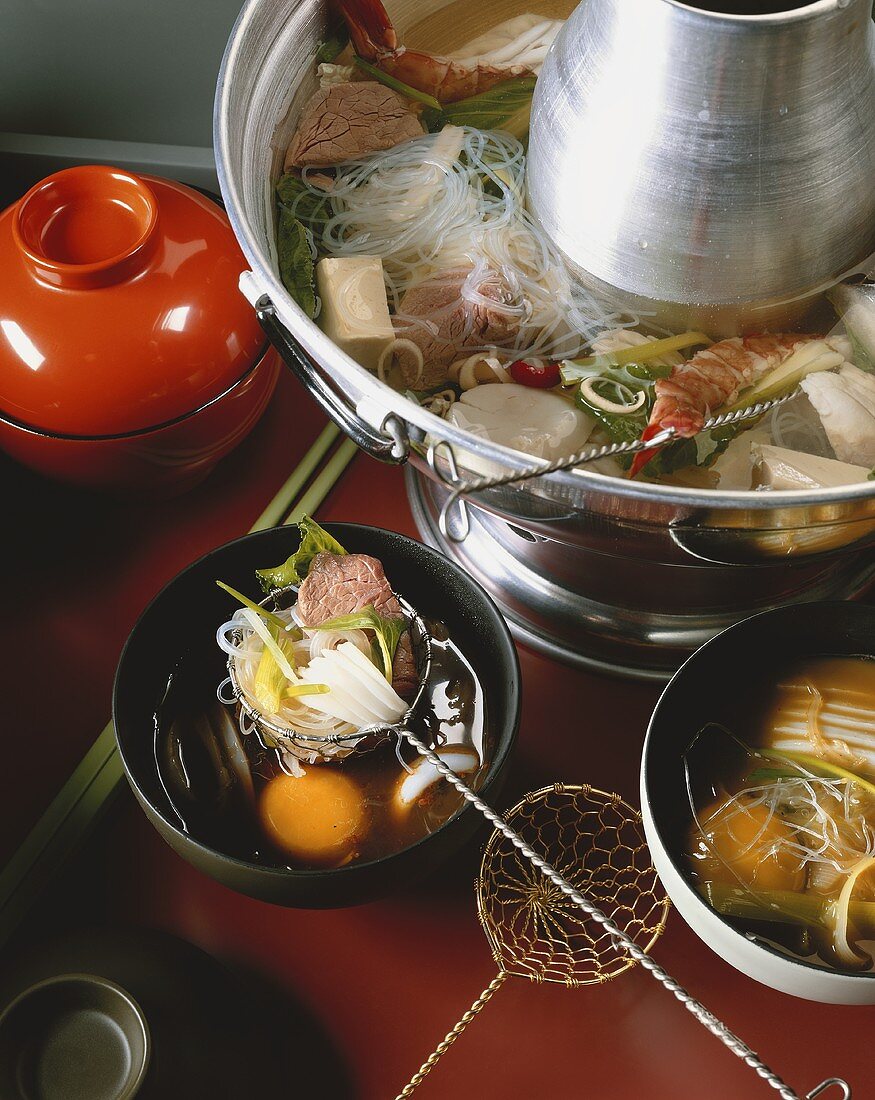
<box><xmin>727</xmin><ymin>341</ymin><xmax>844</xmax><ymax>412</ymax></box>
<box><xmin>567</xmin><ymin>331</ymin><xmax>711</xmax><ymax>371</ymax></box>
<box><xmin>704</xmin><ymin>882</ymin><xmax>875</xmax><ymax>937</ymax></box>
<box><xmin>216</xmin><ymin>581</ymin><xmax>288</xmax><ymax>631</ymax></box>
<box><xmin>352</xmin><ymin>56</ymin><xmax>441</xmax><ymax>111</ymax></box>
<box><xmin>756</xmin><ymin>747</ymin><xmax>875</xmax><ymax>799</ymax></box>
<box><xmin>313</xmin><ymin>605</ymin><xmax>404</xmax><ymax>682</ymax></box>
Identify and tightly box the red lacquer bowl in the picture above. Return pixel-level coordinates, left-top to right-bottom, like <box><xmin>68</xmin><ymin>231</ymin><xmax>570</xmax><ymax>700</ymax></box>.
<box><xmin>0</xmin><ymin>165</ymin><xmax>279</xmax><ymax>493</ymax></box>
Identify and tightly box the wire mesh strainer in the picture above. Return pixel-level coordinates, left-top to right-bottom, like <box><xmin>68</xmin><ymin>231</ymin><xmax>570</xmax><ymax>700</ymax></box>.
<box><xmin>222</xmin><ymin>588</ymin><xmax>432</xmax><ymax>765</ymax></box>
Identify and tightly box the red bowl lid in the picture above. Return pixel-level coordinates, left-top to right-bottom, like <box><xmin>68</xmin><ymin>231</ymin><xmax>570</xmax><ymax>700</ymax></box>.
<box><xmin>0</xmin><ymin>166</ymin><xmax>265</xmax><ymax>436</ymax></box>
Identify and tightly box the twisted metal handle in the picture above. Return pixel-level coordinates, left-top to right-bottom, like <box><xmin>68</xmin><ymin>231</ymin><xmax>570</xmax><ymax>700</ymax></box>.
<box><xmin>395</xmin><ymin>971</ymin><xmax>508</xmax><ymax>1098</ymax></box>
<box><xmin>397</xmin><ymin>725</ymin><xmax>850</xmax><ymax>1100</ymax></box>
<box><xmin>429</xmin><ymin>391</ymin><xmax>799</xmax><ymax>543</ymax></box>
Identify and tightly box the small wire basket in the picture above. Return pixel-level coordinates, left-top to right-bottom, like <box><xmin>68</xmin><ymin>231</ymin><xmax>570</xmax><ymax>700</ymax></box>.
<box><xmin>221</xmin><ymin>587</ymin><xmax>433</xmax><ymax>766</ymax></box>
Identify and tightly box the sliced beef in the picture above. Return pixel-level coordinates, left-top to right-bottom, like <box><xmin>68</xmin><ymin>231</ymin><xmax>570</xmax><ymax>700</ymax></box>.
<box><xmin>297</xmin><ymin>552</ymin><xmax>417</xmax><ymax>699</ymax></box>
<box><xmin>391</xmin><ymin>633</ymin><xmax>419</xmax><ymax>699</ymax></box>
<box><xmin>285</xmin><ymin>82</ymin><xmax>424</xmax><ymax>170</ymax></box>
<box><xmin>393</xmin><ymin>267</ymin><xmax>520</xmax><ymax>388</ymax></box>
<box><xmin>298</xmin><ymin>552</ymin><xmax>400</xmax><ymax>624</ymax></box>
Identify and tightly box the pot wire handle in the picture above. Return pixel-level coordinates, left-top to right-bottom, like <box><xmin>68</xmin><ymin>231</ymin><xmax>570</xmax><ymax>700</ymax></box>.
<box><xmin>431</xmin><ymin>392</ymin><xmax>798</xmax><ymax>543</ymax></box>
<box><xmin>255</xmin><ymin>296</ymin><xmax>409</xmax><ymax>464</ymax></box>
<box><xmin>426</xmin><ymin>440</ymin><xmax>471</xmax><ymax>542</ymax></box>
<box><xmin>807</xmin><ymin>1082</ymin><xmax>852</xmax><ymax>1100</ymax></box>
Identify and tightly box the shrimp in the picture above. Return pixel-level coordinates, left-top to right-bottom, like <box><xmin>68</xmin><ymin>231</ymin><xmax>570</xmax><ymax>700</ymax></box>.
<box><xmin>629</xmin><ymin>334</ymin><xmax>815</xmax><ymax>477</ymax></box>
<box><xmin>334</xmin><ymin>0</ymin><xmax>535</xmax><ymax>103</ymax></box>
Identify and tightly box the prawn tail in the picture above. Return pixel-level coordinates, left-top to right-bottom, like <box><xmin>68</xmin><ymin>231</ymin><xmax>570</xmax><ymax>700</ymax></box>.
<box><xmin>629</xmin><ymin>424</ymin><xmax>663</xmax><ymax>479</ymax></box>
<box><xmin>335</xmin><ymin>0</ymin><xmax>397</xmax><ymax>58</ymax></box>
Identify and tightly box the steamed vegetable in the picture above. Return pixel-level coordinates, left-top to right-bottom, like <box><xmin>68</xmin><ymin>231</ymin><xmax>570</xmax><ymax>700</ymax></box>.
<box><xmin>423</xmin><ymin>76</ymin><xmax>536</xmax><ymax>140</ymax></box>
<box><xmin>299</xmin><ymin>641</ymin><xmax>407</xmax><ymax>725</ymax></box>
<box><xmin>314</xmin><ymin>604</ymin><xmax>404</xmax><ymax>681</ymax></box>
<box><xmin>563</xmin><ymin>331</ymin><xmax>710</xmax><ymax>374</ymax></box>
<box><xmin>256</xmin><ymin>516</ymin><xmax>347</xmax><ymax>592</ymax></box>
<box><xmin>562</xmin><ymin>358</ymin><xmax>711</xmax><ymax>475</ymax></box>
<box><xmin>704</xmin><ymin>882</ymin><xmax>875</xmax><ymax>939</ymax></box>
<box><xmin>275</xmin><ymin>174</ymin><xmax>338</xmax><ymax>318</ymax></box>
<box><xmin>276</xmin><ymin>172</ymin><xmax>334</xmax><ymax>238</ymax></box>
<box><xmin>252</xmin><ymin>621</ymin><xmax>328</xmax><ymax>712</ymax></box>
<box><xmin>756</xmin><ymin>747</ymin><xmax>875</xmax><ymax>799</ymax></box>
<box><xmin>276</xmin><ymin>209</ymin><xmax>317</xmax><ymax>318</ymax></box>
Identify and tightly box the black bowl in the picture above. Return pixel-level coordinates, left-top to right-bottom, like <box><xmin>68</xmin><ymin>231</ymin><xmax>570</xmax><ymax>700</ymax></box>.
<box><xmin>114</xmin><ymin>524</ymin><xmax>520</xmax><ymax>908</ymax></box>
<box><xmin>641</xmin><ymin>601</ymin><xmax>875</xmax><ymax>1002</ymax></box>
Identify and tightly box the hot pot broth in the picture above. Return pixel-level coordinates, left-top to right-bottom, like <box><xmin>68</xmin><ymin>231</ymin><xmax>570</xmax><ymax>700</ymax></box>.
<box><xmin>273</xmin><ymin>1</ymin><xmax>875</xmax><ymax>492</ymax></box>
<box><xmin>684</xmin><ymin>655</ymin><xmax>875</xmax><ymax>973</ymax></box>
<box><xmin>155</xmin><ymin>522</ymin><xmax>490</xmax><ymax>871</ymax></box>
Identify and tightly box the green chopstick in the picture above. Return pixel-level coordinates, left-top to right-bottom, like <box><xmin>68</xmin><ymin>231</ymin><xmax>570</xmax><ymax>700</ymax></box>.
<box><xmin>0</xmin><ymin>719</ymin><xmax>122</xmax><ymax>947</ymax></box>
<box><xmin>284</xmin><ymin>437</ymin><xmax>358</xmax><ymax>525</ymax></box>
<box><xmin>0</xmin><ymin>420</ymin><xmax>355</xmax><ymax>949</ymax></box>
<box><xmin>252</xmin><ymin>422</ymin><xmax>340</xmax><ymax>531</ymax></box>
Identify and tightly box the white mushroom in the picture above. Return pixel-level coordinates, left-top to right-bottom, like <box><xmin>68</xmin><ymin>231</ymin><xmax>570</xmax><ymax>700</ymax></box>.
<box><xmin>394</xmin><ymin>746</ymin><xmax>480</xmax><ymax>811</ymax></box>
<box><xmin>447</xmin><ymin>383</ymin><xmax>595</xmax><ymax>462</ymax></box>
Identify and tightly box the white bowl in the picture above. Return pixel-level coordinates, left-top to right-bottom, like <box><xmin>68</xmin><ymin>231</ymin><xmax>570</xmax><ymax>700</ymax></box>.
<box><xmin>640</xmin><ymin>601</ymin><xmax>875</xmax><ymax>1005</ymax></box>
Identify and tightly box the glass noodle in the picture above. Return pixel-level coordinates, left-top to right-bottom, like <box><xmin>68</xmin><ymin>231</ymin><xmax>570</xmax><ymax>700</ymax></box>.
<box><xmin>292</xmin><ymin>127</ymin><xmax>635</xmax><ymax>362</ymax></box>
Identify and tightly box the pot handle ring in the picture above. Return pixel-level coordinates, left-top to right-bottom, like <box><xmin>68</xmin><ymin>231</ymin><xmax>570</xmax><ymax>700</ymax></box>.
<box><xmin>254</xmin><ymin>296</ymin><xmax>409</xmax><ymax>465</ymax></box>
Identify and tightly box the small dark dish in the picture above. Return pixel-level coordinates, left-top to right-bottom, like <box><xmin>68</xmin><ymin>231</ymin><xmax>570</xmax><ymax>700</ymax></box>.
<box><xmin>0</xmin><ymin>974</ymin><xmax>150</xmax><ymax>1100</ymax></box>
<box><xmin>114</xmin><ymin>523</ymin><xmax>520</xmax><ymax>907</ymax></box>
<box><xmin>641</xmin><ymin>601</ymin><xmax>875</xmax><ymax>1003</ymax></box>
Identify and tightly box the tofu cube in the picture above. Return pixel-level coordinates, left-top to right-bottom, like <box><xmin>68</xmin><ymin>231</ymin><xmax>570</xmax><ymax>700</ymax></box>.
<box><xmin>752</xmin><ymin>443</ymin><xmax>871</xmax><ymax>490</ymax></box>
<box><xmin>315</xmin><ymin>257</ymin><xmax>394</xmax><ymax>372</ymax></box>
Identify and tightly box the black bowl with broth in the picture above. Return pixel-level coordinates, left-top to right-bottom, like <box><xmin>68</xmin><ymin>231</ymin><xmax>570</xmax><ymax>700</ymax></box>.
<box><xmin>114</xmin><ymin>524</ymin><xmax>520</xmax><ymax>908</ymax></box>
<box><xmin>641</xmin><ymin>601</ymin><xmax>875</xmax><ymax>1000</ymax></box>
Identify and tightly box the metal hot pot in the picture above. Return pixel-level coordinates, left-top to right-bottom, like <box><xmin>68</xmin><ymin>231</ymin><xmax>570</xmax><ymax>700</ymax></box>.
<box><xmin>214</xmin><ymin>0</ymin><xmax>875</xmax><ymax>679</ymax></box>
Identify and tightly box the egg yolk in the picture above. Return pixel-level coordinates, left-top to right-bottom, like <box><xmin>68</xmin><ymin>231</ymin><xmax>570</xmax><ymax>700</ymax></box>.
<box><xmin>259</xmin><ymin>769</ymin><xmax>365</xmax><ymax>866</ymax></box>
<box><xmin>696</xmin><ymin>795</ymin><xmax>805</xmax><ymax>893</ymax></box>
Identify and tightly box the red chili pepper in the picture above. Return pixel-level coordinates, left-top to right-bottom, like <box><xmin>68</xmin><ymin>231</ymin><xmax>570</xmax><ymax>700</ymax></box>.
<box><xmin>629</xmin><ymin>424</ymin><xmax>661</xmax><ymax>478</ymax></box>
<box><xmin>508</xmin><ymin>358</ymin><xmax>561</xmax><ymax>388</ymax></box>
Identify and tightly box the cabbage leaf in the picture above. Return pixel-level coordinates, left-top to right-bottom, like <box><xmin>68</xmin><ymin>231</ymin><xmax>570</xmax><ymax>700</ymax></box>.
<box><xmin>422</xmin><ymin>76</ymin><xmax>536</xmax><ymax>141</ymax></box>
<box><xmin>276</xmin><ymin>172</ymin><xmax>334</xmax><ymax>239</ymax></box>
<box><xmin>256</xmin><ymin>516</ymin><xmax>348</xmax><ymax>592</ymax></box>
<box><xmin>276</xmin><ymin>209</ymin><xmax>317</xmax><ymax>319</ymax></box>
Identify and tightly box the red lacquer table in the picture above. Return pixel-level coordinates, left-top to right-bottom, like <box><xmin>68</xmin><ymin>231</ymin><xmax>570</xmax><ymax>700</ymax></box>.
<box><xmin>2</xmin><ymin>371</ymin><xmax>871</xmax><ymax>1099</ymax></box>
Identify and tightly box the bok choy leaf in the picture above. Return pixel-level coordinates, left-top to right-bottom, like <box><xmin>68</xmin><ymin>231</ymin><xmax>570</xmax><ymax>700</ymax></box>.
<box><xmin>423</xmin><ymin>76</ymin><xmax>536</xmax><ymax>140</ymax></box>
<box><xmin>275</xmin><ymin>173</ymin><xmax>337</xmax><ymax>319</ymax></box>
<box><xmin>276</xmin><ymin>172</ymin><xmax>334</xmax><ymax>239</ymax></box>
<box><xmin>256</xmin><ymin>516</ymin><xmax>347</xmax><ymax>592</ymax></box>
<box><xmin>276</xmin><ymin>209</ymin><xmax>317</xmax><ymax>319</ymax></box>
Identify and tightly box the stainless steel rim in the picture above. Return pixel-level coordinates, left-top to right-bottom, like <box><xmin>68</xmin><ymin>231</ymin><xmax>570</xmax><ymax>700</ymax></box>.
<box><xmin>212</xmin><ymin>0</ymin><xmax>875</xmax><ymax>517</ymax></box>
